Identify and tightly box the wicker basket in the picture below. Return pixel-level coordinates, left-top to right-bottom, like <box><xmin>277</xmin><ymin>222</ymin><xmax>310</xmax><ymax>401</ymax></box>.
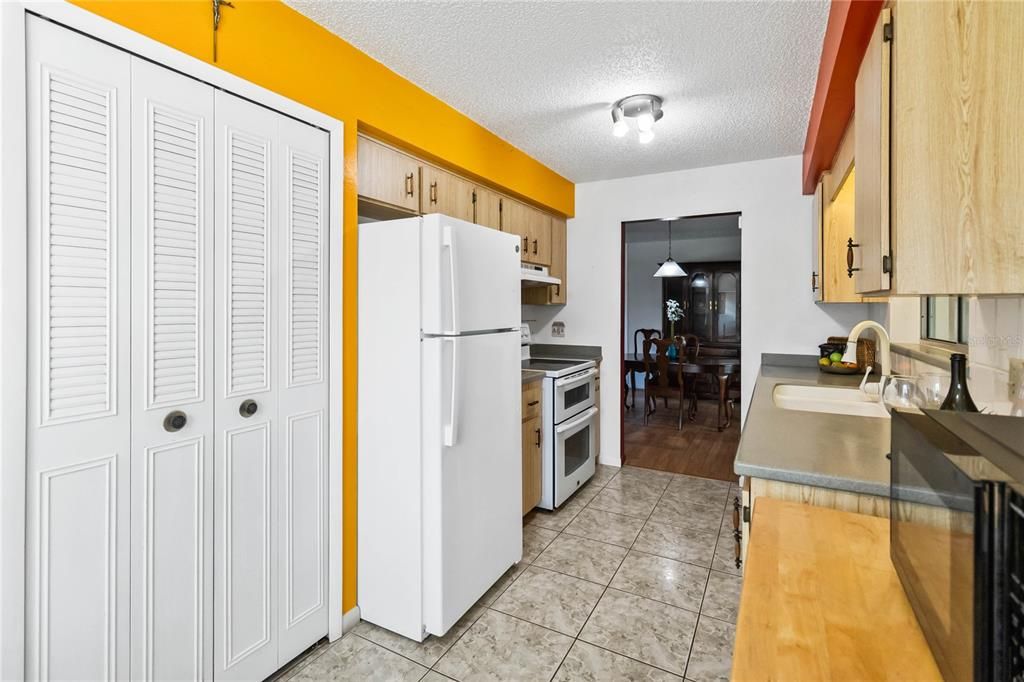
<box><xmin>827</xmin><ymin>336</ymin><xmax>877</xmax><ymax>370</ymax></box>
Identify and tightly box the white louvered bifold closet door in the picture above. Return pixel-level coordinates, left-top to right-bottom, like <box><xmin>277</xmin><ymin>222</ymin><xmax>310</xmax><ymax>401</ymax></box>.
<box><xmin>24</xmin><ymin>17</ymin><xmax>330</xmax><ymax>682</ymax></box>
<box><xmin>213</xmin><ymin>90</ymin><xmax>280</xmax><ymax>681</ymax></box>
<box><xmin>275</xmin><ymin>112</ymin><xmax>330</xmax><ymax>666</ymax></box>
<box><xmin>128</xmin><ymin>58</ymin><xmax>215</xmax><ymax>681</ymax></box>
<box><xmin>25</xmin><ymin>16</ymin><xmax>132</xmax><ymax>681</ymax></box>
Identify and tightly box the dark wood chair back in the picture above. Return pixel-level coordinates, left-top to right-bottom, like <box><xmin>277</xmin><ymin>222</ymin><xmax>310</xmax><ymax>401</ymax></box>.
<box><xmin>634</xmin><ymin>328</ymin><xmax>662</xmax><ymax>359</ymax></box>
<box><xmin>643</xmin><ymin>338</ymin><xmax>681</xmax><ymax>391</ymax></box>
<box><xmin>681</xmin><ymin>334</ymin><xmax>700</xmax><ymax>360</ymax></box>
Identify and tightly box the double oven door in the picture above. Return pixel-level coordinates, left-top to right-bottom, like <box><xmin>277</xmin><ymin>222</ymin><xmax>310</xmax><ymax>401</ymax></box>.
<box><xmin>543</xmin><ymin>364</ymin><xmax>598</xmax><ymax>509</ymax></box>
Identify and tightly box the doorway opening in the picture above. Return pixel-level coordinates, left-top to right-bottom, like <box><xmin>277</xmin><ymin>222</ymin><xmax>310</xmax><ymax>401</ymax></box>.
<box><xmin>619</xmin><ymin>213</ymin><xmax>742</xmax><ymax>481</ymax></box>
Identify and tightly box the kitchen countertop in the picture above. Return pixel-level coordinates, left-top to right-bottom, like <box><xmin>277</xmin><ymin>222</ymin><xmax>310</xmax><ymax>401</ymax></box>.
<box><xmin>734</xmin><ymin>354</ymin><xmax>891</xmax><ymax>497</ymax></box>
<box><xmin>521</xmin><ymin>369</ymin><xmax>546</xmax><ymax>385</ymax></box>
<box><xmin>731</xmin><ymin>498</ymin><xmax>941</xmax><ymax>681</ymax></box>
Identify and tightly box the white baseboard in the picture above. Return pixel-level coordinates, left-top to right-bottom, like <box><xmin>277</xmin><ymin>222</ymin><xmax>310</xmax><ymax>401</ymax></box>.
<box><xmin>341</xmin><ymin>606</ymin><xmax>361</xmax><ymax>637</ymax></box>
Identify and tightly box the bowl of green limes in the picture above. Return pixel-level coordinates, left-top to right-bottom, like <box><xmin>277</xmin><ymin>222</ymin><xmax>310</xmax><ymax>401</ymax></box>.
<box><xmin>818</xmin><ymin>342</ymin><xmax>860</xmax><ymax>374</ymax></box>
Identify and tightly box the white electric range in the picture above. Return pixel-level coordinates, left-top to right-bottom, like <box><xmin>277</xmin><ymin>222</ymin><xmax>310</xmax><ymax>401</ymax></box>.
<box><xmin>521</xmin><ymin>326</ymin><xmax>598</xmax><ymax>509</ymax></box>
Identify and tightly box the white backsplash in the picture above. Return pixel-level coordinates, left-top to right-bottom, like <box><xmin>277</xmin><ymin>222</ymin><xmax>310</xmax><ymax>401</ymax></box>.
<box><xmin>889</xmin><ymin>295</ymin><xmax>1024</xmax><ymax>403</ymax></box>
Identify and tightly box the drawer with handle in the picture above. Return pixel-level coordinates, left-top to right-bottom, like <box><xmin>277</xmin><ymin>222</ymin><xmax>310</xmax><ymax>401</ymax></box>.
<box><xmin>522</xmin><ymin>381</ymin><xmax>542</xmax><ymax>421</ymax></box>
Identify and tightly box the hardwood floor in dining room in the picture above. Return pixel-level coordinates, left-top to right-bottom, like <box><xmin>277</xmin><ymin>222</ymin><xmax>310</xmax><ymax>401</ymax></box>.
<box><xmin>623</xmin><ymin>389</ymin><xmax>740</xmax><ymax>482</ymax></box>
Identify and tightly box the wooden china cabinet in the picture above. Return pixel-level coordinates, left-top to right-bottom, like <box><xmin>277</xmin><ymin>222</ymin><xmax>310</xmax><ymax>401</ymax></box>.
<box><xmin>662</xmin><ymin>261</ymin><xmax>741</xmax><ymax>352</ymax></box>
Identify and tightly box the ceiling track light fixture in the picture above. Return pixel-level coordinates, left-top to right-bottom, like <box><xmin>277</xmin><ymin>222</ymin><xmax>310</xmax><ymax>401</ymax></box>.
<box><xmin>611</xmin><ymin>94</ymin><xmax>664</xmax><ymax>143</ymax></box>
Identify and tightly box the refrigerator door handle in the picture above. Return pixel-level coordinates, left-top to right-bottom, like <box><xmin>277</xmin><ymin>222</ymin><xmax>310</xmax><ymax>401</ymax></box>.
<box><xmin>443</xmin><ymin>224</ymin><xmax>460</xmax><ymax>334</ymax></box>
<box><xmin>444</xmin><ymin>337</ymin><xmax>460</xmax><ymax>446</ymax></box>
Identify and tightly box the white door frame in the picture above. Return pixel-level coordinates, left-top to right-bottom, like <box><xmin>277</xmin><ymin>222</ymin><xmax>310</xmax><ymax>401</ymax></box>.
<box><xmin>0</xmin><ymin>2</ymin><xmax>346</xmax><ymax>679</ymax></box>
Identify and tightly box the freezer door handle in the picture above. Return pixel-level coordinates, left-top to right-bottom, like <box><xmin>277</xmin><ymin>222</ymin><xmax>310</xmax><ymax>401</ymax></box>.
<box><xmin>444</xmin><ymin>337</ymin><xmax>460</xmax><ymax>446</ymax></box>
<box><xmin>443</xmin><ymin>224</ymin><xmax>460</xmax><ymax>334</ymax></box>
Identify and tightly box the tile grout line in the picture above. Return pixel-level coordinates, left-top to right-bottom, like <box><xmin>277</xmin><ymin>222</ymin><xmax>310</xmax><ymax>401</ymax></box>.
<box><xmin>548</xmin><ymin>468</ymin><xmax>681</xmax><ymax>680</ymax></box>
<box><xmin>438</xmin><ymin>467</ymin><xmax>622</xmax><ymax>682</ymax></box>
<box><xmin>357</xmin><ymin>467</ymin><xmax>737</xmax><ymax>682</ymax></box>
<box><xmin>683</xmin><ymin>490</ymin><xmax>735</xmax><ymax>680</ymax></box>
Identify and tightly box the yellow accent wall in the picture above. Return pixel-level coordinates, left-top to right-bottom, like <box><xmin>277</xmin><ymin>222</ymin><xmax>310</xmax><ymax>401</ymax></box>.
<box><xmin>71</xmin><ymin>0</ymin><xmax>575</xmax><ymax>614</ymax></box>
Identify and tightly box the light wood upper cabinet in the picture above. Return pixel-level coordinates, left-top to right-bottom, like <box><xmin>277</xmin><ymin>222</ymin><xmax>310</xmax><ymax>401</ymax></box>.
<box><xmin>523</xmin><ymin>216</ymin><xmax>566</xmax><ymax>305</ymax></box>
<box><xmin>355</xmin><ymin>134</ymin><xmax>570</xmax><ymax>298</ymax></box>
<box><xmin>420</xmin><ymin>164</ymin><xmax>474</xmax><ymax>222</ymax></box>
<box><xmin>853</xmin><ymin>7</ymin><xmax>891</xmax><ymax>294</ymax></box>
<box><xmin>811</xmin><ymin>179</ymin><xmax>823</xmax><ymax>302</ymax></box>
<box><xmin>505</xmin><ymin>198</ymin><xmax>551</xmax><ymax>266</ymax></box>
<box><xmin>891</xmin><ymin>0</ymin><xmax>1024</xmax><ymax>294</ymax></box>
<box><xmin>473</xmin><ymin>185</ymin><xmax>503</xmax><ymax>230</ymax></box>
<box><xmin>816</xmin><ymin>125</ymin><xmax>869</xmax><ymax>303</ymax></box>
<box><xmin>357</xmin><ymin>135</ymin><xmax>419</xmax><ymax>212</ymax></box>
<box><xmin>848</xmin><ymin>1</ymin><xmax>1024</xmax><ymax>295</ymax></box>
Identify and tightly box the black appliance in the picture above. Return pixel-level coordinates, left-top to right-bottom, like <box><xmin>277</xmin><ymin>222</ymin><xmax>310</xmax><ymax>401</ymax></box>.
<box><xmin>890</xmin><ymin>409</ymin><xmax>1024</xmax><ymax>681</ymax></box>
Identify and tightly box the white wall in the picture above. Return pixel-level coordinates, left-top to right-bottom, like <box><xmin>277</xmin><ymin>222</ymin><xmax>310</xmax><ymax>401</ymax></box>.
<box><xmin>624</xmin><ymin>241</ymin><xmax>665</xmax><ymax>358</ymax></box>
<box><xmin>527</xmin><ymin>155</ymin><xmax>876</xmax><ymax>466</ymax></box>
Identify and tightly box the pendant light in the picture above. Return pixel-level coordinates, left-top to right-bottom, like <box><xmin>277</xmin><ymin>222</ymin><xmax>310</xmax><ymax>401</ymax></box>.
<box><xmin>653</xmin><ymin>218</ymin><xmax>687</xmax><ymax>278</ymax></box>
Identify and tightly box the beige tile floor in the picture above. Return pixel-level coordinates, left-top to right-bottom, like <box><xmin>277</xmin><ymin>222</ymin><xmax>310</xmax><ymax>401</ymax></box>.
<box><xmin>278</xmin><ymin>465</ymin><xmax>742</xmax><ymax>682</ymax></box>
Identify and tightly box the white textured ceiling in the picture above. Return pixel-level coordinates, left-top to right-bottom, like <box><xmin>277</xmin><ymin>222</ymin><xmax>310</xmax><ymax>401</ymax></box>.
<box><xmin>285</xmin><ymin>0</ymin><xmax>828</xmax><ymax>183</ymax></box>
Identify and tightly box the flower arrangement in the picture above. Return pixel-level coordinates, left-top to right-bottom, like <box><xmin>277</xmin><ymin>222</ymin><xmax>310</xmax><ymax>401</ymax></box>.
<box><xmin>666</xmin><ymin>299</ymin><xmax>683</xmax><ymax>337</ymax></box>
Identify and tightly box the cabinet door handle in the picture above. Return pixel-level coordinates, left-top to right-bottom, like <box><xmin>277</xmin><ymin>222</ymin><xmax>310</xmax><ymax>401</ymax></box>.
<box><xmin>535</xmin><ymin>428</ymin><xmax>541</xmax><ymax>448</ymax></box>
<box><xmin>429</xmin><ymin>181</ymin><xmax>437</xmax><ymax>204</ymax></box>
<box><xmin>405</xmin><ymin>172</ymin><xmax>414</xmax><ymax>197</ymax></box>
<box><xmin>532</xmin><ymin>238</ymin><xmax>538</xmax><ymax>255</ymax></box>
<box><xmin>846</xmin><ymin>238</ymin><xmax>861</xmax><ymax>278</ymax></box>
<box><xmin>527</xmin><ymin>400</ymin><xmax>539</xmax><ymax>407</ymax></box>
<box><xmin>522</xmin><ymin>236</ymin><xmax>528</xmax><ymax>252</ymax></box>
<box><xmin>811</xmin><ymin>271</ymin><xmax>818</xmax><ymax>292</ymax></box>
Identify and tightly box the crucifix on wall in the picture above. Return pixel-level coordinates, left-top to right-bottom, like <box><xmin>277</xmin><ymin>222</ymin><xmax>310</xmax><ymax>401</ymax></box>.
<box><xmin>212</xmin><ymin>0</ymin><xmax>234</xmax><ymax>62</ymax></box>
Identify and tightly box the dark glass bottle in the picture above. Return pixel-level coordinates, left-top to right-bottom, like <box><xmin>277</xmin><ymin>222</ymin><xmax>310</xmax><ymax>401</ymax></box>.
<box><xmin>940</xmin><ymin>353</ymin><xmax>979</xmax><ymax>412</ymax></box>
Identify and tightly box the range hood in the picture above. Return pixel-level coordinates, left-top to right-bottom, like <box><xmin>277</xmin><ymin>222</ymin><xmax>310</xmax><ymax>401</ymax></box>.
<box><xmin>521</xmin><ymin>264</ymin><xmax>561</xmax><ymax>288</ymax></box>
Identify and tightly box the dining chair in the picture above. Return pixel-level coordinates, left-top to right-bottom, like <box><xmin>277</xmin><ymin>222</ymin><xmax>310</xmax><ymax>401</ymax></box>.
<box><xmin>626</xmin><ymin>328</ymin><xmax>662</xmax><ymax>409</ymax></box>
<box><xmin>642</xmin><ymin>337</ymin><xmax>686</xmax><ymax>429</ymax></box>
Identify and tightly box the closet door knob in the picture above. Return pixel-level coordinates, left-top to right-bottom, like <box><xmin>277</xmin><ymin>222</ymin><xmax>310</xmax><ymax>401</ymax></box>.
<box><xmin>239</xmin><ymin>399</ymin><xmax>259</xmax><ymax>418</ymax></box>
<box><xmin>163</xmin><ymin>411</ymin><xmax>188</xmax><ymax>432</ymax></box>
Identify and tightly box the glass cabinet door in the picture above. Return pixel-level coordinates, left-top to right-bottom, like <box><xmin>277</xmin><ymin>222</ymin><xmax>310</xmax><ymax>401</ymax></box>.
<box><xmin>688</xmin><ymin>271</ymin><xmax>713</xmax><ymax>340</ymax></box>
<box><xmin>714</xmin><ymin>270</ymin><xmax>740</xmax><ymax>342</ymax></box>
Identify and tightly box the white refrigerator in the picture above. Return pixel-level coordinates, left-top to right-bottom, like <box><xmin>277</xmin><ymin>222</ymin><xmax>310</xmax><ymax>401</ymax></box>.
<box><xmin>358</xmin><ymin>214</ymin><xmax>522</xmax><ymax>641</ymax></box>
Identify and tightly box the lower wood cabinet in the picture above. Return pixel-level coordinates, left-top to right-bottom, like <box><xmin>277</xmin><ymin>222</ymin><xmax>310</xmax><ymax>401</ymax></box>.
<box><xmin>522</xmin><ymin>417</ymin><xmax>542</xmax><ymax>515</ymax></box>
<box><xmin>522</xmin><ymin>381</ymin><xmax>543</xmax><ymax>515</ymax></box>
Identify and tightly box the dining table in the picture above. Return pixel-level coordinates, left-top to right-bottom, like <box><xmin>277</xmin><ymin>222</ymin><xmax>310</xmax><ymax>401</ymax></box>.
<box><xmin>623</xmin><ymin>353</ymin><xmax>741</xmax><ymax>431</ymax></box>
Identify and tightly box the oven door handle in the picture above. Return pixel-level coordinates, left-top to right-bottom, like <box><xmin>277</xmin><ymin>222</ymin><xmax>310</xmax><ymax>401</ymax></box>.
<box><xmin>555</xmin><ymin>406</ymin><xmax>598</xmax><ymax>435</ymax></box>
<box><xmin>554</xmin><ymin>367</ymin><xmax>598</xmax><ymax>389</ymax></box>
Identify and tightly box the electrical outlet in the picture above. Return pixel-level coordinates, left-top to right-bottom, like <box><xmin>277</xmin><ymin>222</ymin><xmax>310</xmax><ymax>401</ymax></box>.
<box><xmin>551</xmin><ymin>321</ymin><xmax>566</xmax><ymax>338</ymax></box>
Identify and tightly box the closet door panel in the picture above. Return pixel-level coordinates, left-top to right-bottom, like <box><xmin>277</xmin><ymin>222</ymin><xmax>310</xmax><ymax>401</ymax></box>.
<box><xmin>25</xmin><ymin>16</ymin><xmax>132</xmax><ymax>681</ymax></box>
<box><xmin>129</xmin><ymin>57</ymin><xmax>215</xmax><ymax>681</ymax></box>
<box><xmin>213</xmin><ymin>90</ymin><xmax>280</xmax><ymax>681</ymax></box>
<box><xmin>276</xmin><ymin>117</ymin><xmax>330</xmax><ymax>664</ymax></box>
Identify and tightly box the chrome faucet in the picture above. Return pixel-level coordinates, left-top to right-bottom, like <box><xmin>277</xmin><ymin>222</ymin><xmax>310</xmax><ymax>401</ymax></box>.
<box><xmin>842</xmin><ymin>320</ymin><xmax>891</xmax><ymax>379</ymax></box>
